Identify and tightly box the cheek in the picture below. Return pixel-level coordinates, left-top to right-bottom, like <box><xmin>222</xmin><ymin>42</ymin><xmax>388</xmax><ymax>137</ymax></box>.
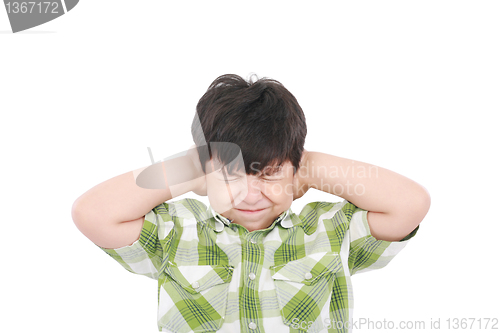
<box><xmin>206</xmin><ymin>179</ymin><xmax>248</xmax><ymax>211</ymax></box>
<box><xmin>206</xmin><ymin>179</ymin><xmax>225</xmax><ymax>205</ymax></box>
<box><xmin>263</xmin><ymin>181</ymin><xmax>295</xmax><ymax>201</ymax></box>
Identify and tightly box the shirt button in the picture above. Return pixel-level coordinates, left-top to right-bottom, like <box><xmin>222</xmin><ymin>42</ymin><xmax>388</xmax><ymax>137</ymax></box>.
<box><xmin>250</xmin><ymin>239</ymin><xmax>257</xmax><ymax>244</ymax></box>
<box><xmin>248</xmin><ymin>322</ymin><xmax>257</xmax><ymax>329</ymax></box>
<box><xmin>248</xmin><ymin>272</ymin><xmax>256</xmax><ymax>280</ymax></box>
<box><xmin>304</xmin><ymin>272</ymin><xmax>313</xmax><ymax>280</ymax></box>
<box><xmin>191</xmin><ymin>281</ymin><xmax>200</xmax><ymax>289</ymax></box>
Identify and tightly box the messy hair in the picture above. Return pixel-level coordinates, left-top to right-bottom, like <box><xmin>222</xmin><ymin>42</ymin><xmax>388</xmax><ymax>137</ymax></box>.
<box><xmin>192</xmin><ymin>74</ymin><xmax>306</xmax><ymax>175</ymax></box>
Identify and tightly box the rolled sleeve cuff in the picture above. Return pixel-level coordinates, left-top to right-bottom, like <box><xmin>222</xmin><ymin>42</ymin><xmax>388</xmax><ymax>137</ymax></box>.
<box><xmin>98</xmin><ymin>209</ymin><xmax>162</xmax><ymax>280</ymax></box>
<box><xmin>349</xmin><ymin>207</ymin><xmax>419</xmax><ymax>274</ymax></box>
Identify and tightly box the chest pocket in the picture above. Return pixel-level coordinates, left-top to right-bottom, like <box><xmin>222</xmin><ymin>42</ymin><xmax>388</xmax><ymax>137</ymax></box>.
<box><xmin>158</xmin><ymin>262</ymin><xmax>234</xmax><ymax>333</ymax></box>
<box><xmin>270</xmin><ymin>252</ymin><xmax>342</xmax><ymax>333</ymax></box>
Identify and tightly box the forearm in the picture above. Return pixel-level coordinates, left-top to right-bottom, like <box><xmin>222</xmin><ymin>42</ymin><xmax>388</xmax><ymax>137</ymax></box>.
<box><xmin>72</xmin><ymin>150</ymin><xmax>204</xmax><ymax>227</ymax></box>
<box><xmin>301</xmin><ymin>152</ymin><xmax>418</xmax><ymax>211</ymax></box>
<box><xmin>299</xmin><ymin>151</ymin><xmax>430</xmax><ymax>240</ymax></box>
<box><xmin>72</xmin><ymin>149</ymin><xmax>204</xmax><ymax>244</ymax></box>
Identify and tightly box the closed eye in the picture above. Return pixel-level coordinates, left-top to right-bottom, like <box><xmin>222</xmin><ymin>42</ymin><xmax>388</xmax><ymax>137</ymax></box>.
<box><xmin>225</xmin><ymin>178</ymin><xmax>241</xmax><ymax>183</ymax></box>
<box><xmin>262</xmin><ymin>178</ymin><xmax>283</xmax><ymax>182</ymax></box>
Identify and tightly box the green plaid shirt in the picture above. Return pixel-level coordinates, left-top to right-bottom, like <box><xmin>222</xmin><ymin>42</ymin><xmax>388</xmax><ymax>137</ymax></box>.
<box><xmin>100</xmin><ymin>198</ymin><xmax>418</xmax><ymax>333</ymax></box>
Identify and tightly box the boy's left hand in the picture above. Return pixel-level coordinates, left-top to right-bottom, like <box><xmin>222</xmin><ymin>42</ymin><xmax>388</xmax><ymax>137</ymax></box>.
<box><xmin>292</xmin><ymin>149</ymin><xmax>310</xmax><ymax>200</ymax></box>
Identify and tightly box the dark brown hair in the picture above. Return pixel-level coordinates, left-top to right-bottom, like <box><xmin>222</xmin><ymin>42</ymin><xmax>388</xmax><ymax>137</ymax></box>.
<box><xmin>192</xmin><ymin>74</ymin><xmax>306</xmax><ymax>175</ymax></box>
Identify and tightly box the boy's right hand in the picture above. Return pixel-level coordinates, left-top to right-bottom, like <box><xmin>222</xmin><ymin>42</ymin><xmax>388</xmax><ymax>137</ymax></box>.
<box><xmin>187</xmin><ymin>145</ymin><xmax>207</xmax><ymax>196</ymax></box>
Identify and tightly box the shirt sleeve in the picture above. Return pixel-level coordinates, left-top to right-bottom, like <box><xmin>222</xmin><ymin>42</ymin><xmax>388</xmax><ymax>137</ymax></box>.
<box><xmin>98</xmin><ymin>208</ymin><xmax>165</xmax><ymax>280</ymax></box>
<box><xmin>343</xmin><ymin>201</ymin><xmax>419</xmax><ymax>276</ymax></box>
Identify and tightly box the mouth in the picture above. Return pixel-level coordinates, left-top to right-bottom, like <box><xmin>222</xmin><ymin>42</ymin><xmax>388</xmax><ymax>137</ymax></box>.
<box><xmin>236</xmin><ymin>208</ymin><xmax>268</xmax><ymax>214</ymax></box>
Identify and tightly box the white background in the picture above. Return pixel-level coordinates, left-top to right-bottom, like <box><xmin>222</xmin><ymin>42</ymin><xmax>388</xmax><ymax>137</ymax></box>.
<box><xmin>1</xmin><ymin>1</ymin><xmax>499</xmax><ymax>332</ymax></box>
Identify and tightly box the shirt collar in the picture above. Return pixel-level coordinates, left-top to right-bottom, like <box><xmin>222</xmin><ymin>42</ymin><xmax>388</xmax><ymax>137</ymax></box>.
<box><xmin>279</xmin><ymin>209</ymin><xmax>303</xmax><ymax>229</ymax></box>
<box><xmin>208</xmin><ymin>206</ymin><xmax>299</xmax><ymax>232</ymax></box>
<box><xmin>209</xmin><ymin>207</ymin><xmax>230</xmax><ymax>232</ymax></box>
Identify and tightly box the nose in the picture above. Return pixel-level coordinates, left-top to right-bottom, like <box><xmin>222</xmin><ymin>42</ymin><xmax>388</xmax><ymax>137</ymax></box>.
<box><xmin>240</xmin><ymin>176</ymin><xmax>263</xmax><ymax>205</ymax></box>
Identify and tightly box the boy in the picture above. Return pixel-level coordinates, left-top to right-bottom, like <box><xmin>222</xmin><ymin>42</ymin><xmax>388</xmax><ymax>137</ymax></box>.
<box><xmin>72</xmin><ymin>74</ymin><xmax>430</xmax><ymax>333</ymax></box>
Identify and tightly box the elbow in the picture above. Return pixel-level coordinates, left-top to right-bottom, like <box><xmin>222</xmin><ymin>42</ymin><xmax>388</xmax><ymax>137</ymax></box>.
<box><xmin>71</xmin><ymin>198</ymin><xmax>86</xmax><ymax>232</ymax></box>
<box><xmin>370</xmin><ymin>185</ymin><xmax>430</xmax><ymax>242</ymax></box>
<box><xmin>71</xmin><ymin>197</ymin><xmax>97</xmax><ymax>236</ymax></box>
<box><xmin>417</xmin><ymin>185</ymin><xmax>431</xmax><ymax>218</ymax></box>
<box><xmin>394</xmin><ymin>183</ymin><xmax>431</xmax><ymax>235</ymax></box>
<box><xmin>408</xmin><ymin>184</ymin><xmax>431</xmax><ymax>229</ymax></box>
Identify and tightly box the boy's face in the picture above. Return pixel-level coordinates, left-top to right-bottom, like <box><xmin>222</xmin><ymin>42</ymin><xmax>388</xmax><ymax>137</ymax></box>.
<box><xmin>205</xmin><ymin>159</ymin><xmax>296</xmax><ymax>231</ymax></box>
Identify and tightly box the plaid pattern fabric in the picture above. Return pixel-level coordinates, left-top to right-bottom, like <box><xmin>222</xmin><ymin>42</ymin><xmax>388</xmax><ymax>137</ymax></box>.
<box><xmin>100</xmin><ymin>198</ymin><xmax>418</xmax><ymax>333</ymax></box>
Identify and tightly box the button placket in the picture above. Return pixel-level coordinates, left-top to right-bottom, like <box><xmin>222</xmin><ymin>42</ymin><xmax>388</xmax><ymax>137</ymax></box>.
<box><xmin>241</xmin><ymin>232</ymin><xmax>262</xmax><ymax>332</ymax></box>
